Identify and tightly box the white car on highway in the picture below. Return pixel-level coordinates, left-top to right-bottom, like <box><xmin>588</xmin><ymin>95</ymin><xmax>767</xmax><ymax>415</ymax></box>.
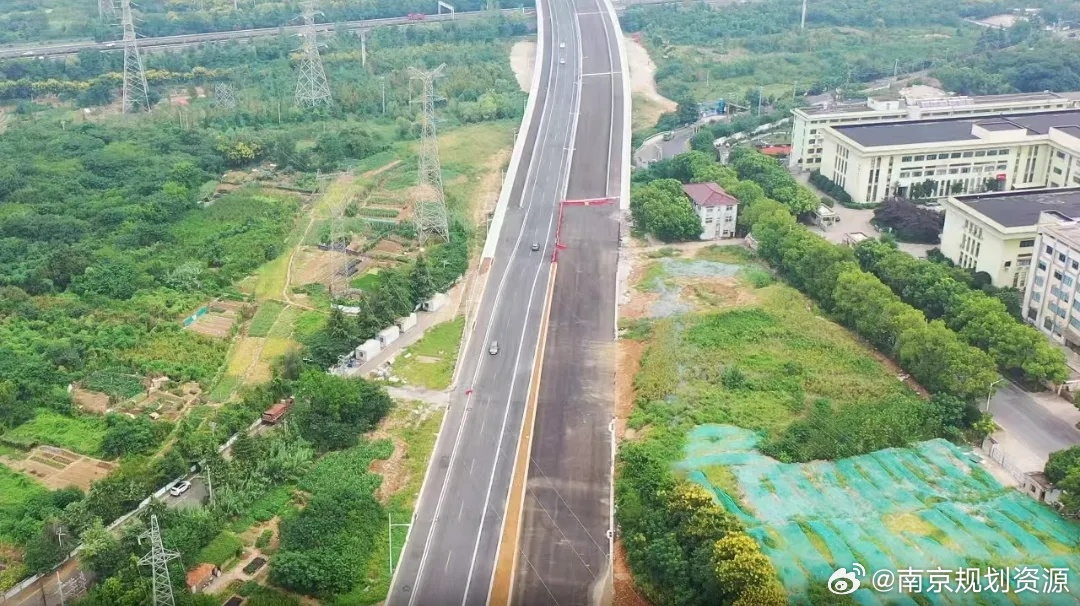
<box><xmin>560</xmin><ymin>57</ymin><xmax>565</xmax><ymax>65</ymax></box>
<box><xmin>169</xmin><ymin>480</ymin><xmax>192</xmax><ymax>497</ymax></box>
<box><xmin>560</xmin><ymin>42</ymin><xmax>566</xmax><ymax>49</ymax></box>
<box><xmin>489</xmin><ymin>341</ymin><xmax>499</xmax><ymax>355</ymax></box>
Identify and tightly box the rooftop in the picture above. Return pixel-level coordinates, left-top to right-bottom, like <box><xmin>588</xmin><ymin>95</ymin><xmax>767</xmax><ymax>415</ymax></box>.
<box><xmin>954</xmin><ymin>188</ymin><xmax>1080</xmax><ymax>228</ymax></box>
<box><xmin>801</xmin><ymin>91</ymin><xmax>1068</xmax><ymax>117</ymax></box>
<box><xmin>831</xmin><ymin>109</ymin><xmax>1080</xmax><ymax>148</ymax></box>
<box><xmin>683</xmin><ymin>182</ymin><xmax>738</xmax><ymax>207</ymax></box>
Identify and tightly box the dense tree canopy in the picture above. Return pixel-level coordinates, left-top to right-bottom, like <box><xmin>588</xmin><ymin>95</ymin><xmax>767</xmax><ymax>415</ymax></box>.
<box><xmin>292</xmin><ymin>372</ymin><xmax>392</xmax><ymax>452</ymax></box>
<box><xmin>629</xmin><ymin>179</ymin><xmax>703</xmax><ymax>242</ymax></box>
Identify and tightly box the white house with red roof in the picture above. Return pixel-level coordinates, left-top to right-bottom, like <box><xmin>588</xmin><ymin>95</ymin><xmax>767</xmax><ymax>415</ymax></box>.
<box><xmin>682</xmin><ymin>182</ymin><xmax>739</xmax><ymax>239</ymax></box>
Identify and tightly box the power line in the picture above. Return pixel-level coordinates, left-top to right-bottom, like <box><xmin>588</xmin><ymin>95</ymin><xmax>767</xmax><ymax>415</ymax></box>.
<box><xmin>120</xmin><ymin>0</ymin><xmax>150</xmax><ymax>113</ymax></box>
<box><xmin>138</xmin><ymin>514</ymin><xmax>180</xmax><ymax>606</ymax></box>
<box><xmin>294</xmin><ymin>0</ymin><xmax>332</xmax><ymax>107</ymax></box>
<box><xmin>409</xmin><ymin>64</ymin><xmax>450</xmax><ymax>244</ymax></box>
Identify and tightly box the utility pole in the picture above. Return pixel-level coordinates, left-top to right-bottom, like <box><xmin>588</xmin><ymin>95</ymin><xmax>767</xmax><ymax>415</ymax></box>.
<box><xmin>893</xmin><ymin>58</ymin><xmax>899</xmax><ymax>79</ymax></box>
<box><xmin>204</xmin><ymin>465</ymin><xmax>215</xmax><ymax>506</ymax></box>
<box><xmin>139</xmin><ymin>515</ymin><xmax>180</xmax><ymax>606</ymax></box>
<box><xmin>792</xmin><ymin>80</ymin><xmax>797</xmax><ymax>102</ymax></box>
<box><xmin>757</xmin><ymin>87</ymin><xmax>763</xmax><ymax>115</ymax></box>
<box><xmin>294</xmin><ymin>0</ymin><xmax>332</xmax><ymax>107</ymax></box>
<box><xmin>380</xmin><ymin>77</ymin><xmax>386</xmax><ymax>114</ymax></box>
<box><xmin>360</xmin><ymin>30</ymin><xmax>367</xmax><ymax>69</ymax></box>
<box><xmin>800</xmin><ymin>0</ymin><xmax>807</xmax><ymax>31</ymax></box>
<box><xmin>409</xmin><ymin>64</ymin><xmax>451</xmax><ymax>244</ymax></box>
<box><xmin>120</xmin><ymin>0</ymin><xmax>150</xmax><ymax>113</ymax></box>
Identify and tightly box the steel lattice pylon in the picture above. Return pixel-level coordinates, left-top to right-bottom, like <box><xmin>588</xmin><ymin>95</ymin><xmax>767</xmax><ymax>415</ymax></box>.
<box><xmin>99</xmin><ymin>0</ymin><xmax>117</xmax><ymax>20</ymax></box>
<box><xmin>328</xmin><ymin>201</ymin><xmax>350</xmax><ymax>299</ymax></box>
<box><xmin>213</xmin><ymin>82</ymin><xmax>237</xmax><ymax>111</ymax></box>
<box><xmin>120</xmin><ymin>0</ymin><xmax>149</xmax><ymax>113</ymax></box>
<box><xmin>409</xmin><ymin>64</ymin><xmax>450</xmax><ymax>244</ymax></box>
<box><xmin>294</xmin><ymin>0</ymin><xmax>332</xmax><ymax>107</ymax></box>
<box><xmin>139</xmin><ymin>515</ymin><xmax>180</xmax><ymax>606</ymax></box>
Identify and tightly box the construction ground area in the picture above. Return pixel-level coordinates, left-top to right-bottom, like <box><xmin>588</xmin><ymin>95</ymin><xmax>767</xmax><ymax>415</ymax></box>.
<box><xmin>681</xmin><ymin>425</ymin><xmax>1080</xmax><ymax>605</ymax></box>
<box><xmin>614</xmin><ymin>242</ymin><xmax>1080</xmax><ymax>606</ymax></box>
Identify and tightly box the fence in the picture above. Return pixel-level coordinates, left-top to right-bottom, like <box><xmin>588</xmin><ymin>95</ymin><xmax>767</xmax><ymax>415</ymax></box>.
<box><xmin>979</xmin><ymin>437</ymin><xmax>1061</xmax><ymax>504</ymax></box>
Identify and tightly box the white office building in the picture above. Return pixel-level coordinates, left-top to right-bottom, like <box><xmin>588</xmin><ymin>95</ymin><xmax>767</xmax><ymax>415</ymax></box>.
<box><xmin>1023</xmin><ymin>210</ymin><xmax>1080</xmax><ymax>346</ymax></box>
<box><xmin>939</xmin><ymin>189</ymin><xmax>1080</xmax><ymax>288</ymax></box>
<box><xmin>818</xmin><ymin>108</ymin><xmax>1080</xmax><ymax>204</ymax></box>
<box><xmin>790</xmin><ymin>91</ymin><xmax>1078</xmax><ymax>169</ymax></box>
<box><xmin>682</xmin><ymin>182</ymin><xmax>738</xmax><ymax>239</ymax></box>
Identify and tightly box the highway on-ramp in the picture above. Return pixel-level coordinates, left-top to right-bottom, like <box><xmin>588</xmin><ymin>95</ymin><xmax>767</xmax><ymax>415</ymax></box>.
<box><xmin>385</xmin><ymin>0</ymin><xmax>583</xmax><ymax>603</ymax></box>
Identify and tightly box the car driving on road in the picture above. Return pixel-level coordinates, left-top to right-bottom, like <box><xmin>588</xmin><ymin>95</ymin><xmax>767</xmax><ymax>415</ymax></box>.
<box><xmin>169</xmin><ymin>480</ymin><xmax>192</xmax><ymax>497</ymax></box>
<box><xmin>531</xmin><ymin>242</ymin><xmax>540</xmax><ymax>251</ymax></box>
<box><xmin>489</xmin><ymin>341</ymin><xmax>499</xmax><ymax>355</ymax></box>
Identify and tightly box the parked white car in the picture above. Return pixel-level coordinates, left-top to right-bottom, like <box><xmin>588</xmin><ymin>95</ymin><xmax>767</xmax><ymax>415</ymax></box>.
<box><xmin>169</xmin><ymin>480</ymin><xmax>192</xmax><ymax>497</ymax></box>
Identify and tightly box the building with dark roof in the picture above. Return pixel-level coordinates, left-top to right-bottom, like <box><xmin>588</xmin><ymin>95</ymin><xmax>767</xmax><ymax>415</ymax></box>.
<box><xmin>818</xmin><ymin>108</ymin><xmax>1080</xmax><ymax>204</ymax></box>
<box><xmin>940</xmin><ymin>188</ymin><xmax>1080</xmax><ymax>288</ymax></box>
<box><xmin>790</xmin><ymin>90</ymin><xmax>1079</xmax><ymax>170</ymax></box>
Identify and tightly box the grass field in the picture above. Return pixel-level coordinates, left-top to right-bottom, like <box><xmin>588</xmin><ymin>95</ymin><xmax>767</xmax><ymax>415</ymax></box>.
<box><xmin>628</xmin><ymin>256</ymin><xmax>915</xmax><ymax>438</ymax></box>
<box><xmin>391</xmin><ymin>317</ymin><xmax>466</xmax><ymax>390</ymax></box>
<box><xmin>0</xmin><ymin>465</ymin><xmax>47</xmax><ymax>543</ymax></box>
<box><xmin>2</xmin><ymin>410</ymin><xmax>107</xmax><ymax>457</ymax></box>
<box><xmin>248</xmin><ymin>301</ymin><xmax>286</xmax><ymax>337</ymax></box>
<box><xmin>351</xmin><ymin>271</ymin><xmax>383</xmax><ymax>293</ymax></box>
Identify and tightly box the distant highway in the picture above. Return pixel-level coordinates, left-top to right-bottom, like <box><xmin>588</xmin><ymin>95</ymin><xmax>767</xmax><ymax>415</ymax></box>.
<box><xmin>0</xmin><ymin>8</ymin><xmax>534</xmax><ymax>60</ymax></box>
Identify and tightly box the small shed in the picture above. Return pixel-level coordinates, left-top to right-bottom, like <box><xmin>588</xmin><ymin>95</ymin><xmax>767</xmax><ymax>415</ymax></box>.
<box><xmin>397</xmin><ymin>313</ymin><xmax>418</xmax><ymax>333</ymax></box>
<box><xmin>355</xmin><ymin>339</ymin><xmax>382</xmax><ymax>362</ymax></box>
<box><xmin>186</xmin><ymin>563</ymin><xmax>220</xmax><ymax>594</ymax></box>
<box><xmin>812</xmin><ymin>204</ymin><xmax>839</xmax><ymax>227</ymax></box>
<box><xmin>378</xmin><ymin>325</ymin><xmax>401</xmax><ymax>347</ymax></box>
<box><xmin>843</xmin><ymin>232</ymin><xmax>870</xmax><ymax>247</ymax></box>
<box><xmin>423</xmin><ymin>292</ymin><xmax>450</xmax><ymax>312</ymax></box>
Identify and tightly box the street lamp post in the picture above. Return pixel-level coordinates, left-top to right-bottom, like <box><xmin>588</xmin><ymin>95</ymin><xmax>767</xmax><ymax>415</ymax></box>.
<box><xmin>985</xmin><ymin>378</ymin><xmax>1005</xmax><ymax>414</ymax></box>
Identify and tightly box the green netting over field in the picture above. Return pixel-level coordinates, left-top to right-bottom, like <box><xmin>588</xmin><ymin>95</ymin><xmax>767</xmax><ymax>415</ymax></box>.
<box><xmin>677</xmin><ymin>425</ymin><xmax>1080</xmax><ymax>605</ymax></box>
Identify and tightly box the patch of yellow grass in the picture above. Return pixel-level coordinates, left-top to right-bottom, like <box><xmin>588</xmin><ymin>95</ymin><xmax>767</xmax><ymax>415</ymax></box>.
<box><xmin>227</xmin><ymin>338</ymin><xmax>263</xmax><ymax>376</ymax></box>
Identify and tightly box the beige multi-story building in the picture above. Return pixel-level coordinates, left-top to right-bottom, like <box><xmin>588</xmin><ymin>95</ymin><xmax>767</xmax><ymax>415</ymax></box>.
<box><xmin>1023</xmin><ymin>211</ymin><xmax>1080</xmax><ymax>345</ymax></box>
<box><xmin>790</xmin><ymin>91</ymin><xmax>1078</xmax><ymax>170</ymax></box>
<box><xmin>819</xmin><ymin>108</ymin><xmax>1080</xmax><ymax>204</ymax></box>
<box><xmin>682</xmin><ymin>182</ymin><xmax>738</xmax><ymax>239</ymax></box>
<box><xmin>940</xmin><ymin>188</ymin><xmax>1080</xmax><ymax>288</ymax></box>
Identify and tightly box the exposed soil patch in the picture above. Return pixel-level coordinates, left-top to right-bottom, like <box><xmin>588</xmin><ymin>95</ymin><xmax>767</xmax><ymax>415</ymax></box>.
<box><xmin>682</xmin><ymin>277</ymin><xmax>759</xmax><ymax>311</ymax></box>
<box><xmin>510</xmin><ymin>39</ymin><xmax>536</xmax><ymax>93</ymax></box>
<box><xmin>290</xmin><ymin>247</ymin><xmax>343</xmax><ymax>288</ymax></box>
<box><xmin>1</xmin><ymin>446</ymin><xmax>116</xmax><ymax>491</ymax></box>
<box><xmin>72</xmin><ymin>387</ymin><xmax>110</xmax><ymax>414</ymax></box>
<box><xmin>613</xmin><ymin>539</ymin><xmax>654</xmax><ymax>606</ymax></box>
<box><xmin>370</xmin><ymin>436</ymin><xmax>407</xmax><ymax>503</ymax></box>
<box><xmin>615</xmin><ymin>338</ymin><xmax>644</xmax><ymax>441</ymax></box>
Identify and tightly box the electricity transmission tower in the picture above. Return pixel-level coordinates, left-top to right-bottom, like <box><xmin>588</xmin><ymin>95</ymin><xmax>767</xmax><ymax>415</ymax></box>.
<box><xmin>294</xmin><ymin>0</ymin><xmax>332</xmax><ymax>107</ymax></box>
<box><xmin>99</xmin><ymin>0</ymin><xmax>117</xmax><ymax>21</ymax></box>
<box><xmin>138</xmin><ymin>515</ymin><xmax>180</xmax><ymax>606</ymax></box>
<box><xmin>120</xmin><ymin>0</ymin><xmax>150</xmax><ymax>113</ymax></box>
<box><xmin>409</xmin><ymin>64</ymin><xmax>450</xmax><ymax>244</ymax></box>
<box><xmin>213</xmin><ymin>82</ymin><xmax>237</xmax><ymax>110</ymax></box>
<box><xmin>486</xmin><ymin>0</ymin><xmax>499</xmax><ymax>10</ymax></box>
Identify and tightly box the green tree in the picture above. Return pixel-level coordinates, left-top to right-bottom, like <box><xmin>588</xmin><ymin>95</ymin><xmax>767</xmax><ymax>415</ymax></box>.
<box><xmin>101</xmin><ymin>414</ymin><xmax>158</xmax><ymax>459</ymax></box>
<box><xmin>630</xmin><ymin>178</ymin><xmax>703</xmax><ymax>242</ymax></box>
<box><xmin>292</xmin><ymin>372</ymin><xmax>392</xmax><ymax>452</ymax></box>
<box><xmin>410</xmin><ymin>254</ymin><xmax>436</xmax><ymax>306</ymax></box>
<box><xmin>1045</xmin><ymin>445</ymin><xmax>1080</xmax><ymax>483</ymax></box>
<box><xmin>78</xmin><ymin>520</ymin><xmax>126</xmax><ymax>578</ymax></box>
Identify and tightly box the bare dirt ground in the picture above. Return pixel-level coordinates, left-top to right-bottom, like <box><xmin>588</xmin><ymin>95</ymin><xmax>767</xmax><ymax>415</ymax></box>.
<box><xmin>290</xmin><ymin>247</ymin><xmax>343</xmax><ymax>288</ymax></box>
<box><xmin>370</xmin><ymin>436</ymin><xmax>407</xmax><ymax>503</ymax></box>
<box><xmin>613</xmin><ymin>540</ymin><xmax>653</xmax><ymax>606</ymax></box>
<box><xmin>72</xmin><ymin>387</ymin><xmax>110</xmax><ymax>414</ymax></box>
<box><xmin>625</xmin><ymin>35</ymin><xmax>676</xmax><ymax>131</ymax></box>
<box><xmin>2</xmin><ymin>447</ymin><xmax>116</xmax><ymax>491</ymax></box>
<box><xmin>510</xmin><ymin>39</ymin><xmax>536</xmax><ymax>93</ymax></box>
<box><xmin>188</xmin><ymin>313</ymin><xmax>235</xmax><ymax>339</ymax></box>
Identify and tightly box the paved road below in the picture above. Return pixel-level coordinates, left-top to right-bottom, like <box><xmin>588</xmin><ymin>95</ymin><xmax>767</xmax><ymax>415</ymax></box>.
<box><xmin>991</xmin><ymin>383</ymin><xmax>1080</xmax><ymax>472</ymax></box>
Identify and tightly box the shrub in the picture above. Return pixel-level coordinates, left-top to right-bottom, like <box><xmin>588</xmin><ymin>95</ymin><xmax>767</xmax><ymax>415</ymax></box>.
<box><xmin>871</xmin><ymin>198</ymin><xmax>944</xmax><ymax>244</ymax></box>
<box><xmin>256</xmin><ymin>529</ymin><xmax>273</xmax><ymax>550</ymax></box>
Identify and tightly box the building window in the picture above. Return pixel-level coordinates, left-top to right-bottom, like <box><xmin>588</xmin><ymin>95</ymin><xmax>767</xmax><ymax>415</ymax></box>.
<box><xmin>926</xmin><ymin>154</ymin><xmax>937</xmax><ymax>160</ymax></box>
<box><xmin>1036</xmin><ymin>276</ymin><xmax>1045</xmax><ymax>286</ymax></box>
<box><xmin>1057</xmin><ymin>150</ymin><xmax>1067</xmax><ymax>159</ymax></box>
<box><xmin>1045</xmin><ymin>317</ymin><xmax>1053</xmax><ymax>330</ymax></box>
<box><xmin>1060</xmin><ymin>254</ymin><xmax>1067</xmax><ymax>263</ymax></box>
<box><xmin>1039</xmin><ymin>261</ymin><xmax>1048</xmax><ymax>270</ymax></box>
<box><xmin>963</xmin><ymin>151</ymin><xmax>974</xmax><ymax>158</ymax></box>
<box><xmin>987</xmin><ymin>150</ymin><xmax>998</xmax><ymax>156</ymax></box>
<box><xmin>975</xmin><ymin>151</ymin><xmax>986</xmax><ymax>157</ymax></box>
<box><xmin>1034</xmin><ymin>292</ymin><xmax>1043</xmax><ymax>302</ymax></box>
<box><xmin>1071</xmin><ymin>317</ymin><xmax>1080</xmax><ymax>330</ymax></box>
<box><xmin>1054</xmin><ymin>167</ymin><xmax>1064</xmax><ymax>175</ymax></box>
<box><xmin>951</xmin><ymin>152</ymin><xmax>962</xmax><ymax>159</ymax></box>
<box><xmin>914</xmin><ymin>155</ymin><xmax>925</xmax><ymax>161</ymax></box>
<box><xmin>1021</xmin><ymin>239</ymin><xmax>1035</xmax><ymax>248</ymax></box>
<box><xmin>1055</xmin><ymin>270</ymin><xmax>1064</xmax><ymax>280</ymax></box>
<box><xmin>1005</xmin><ymin>261</ymin><xmax>1012</xmax><ymax>268</ymax></box>
<box><xmin>902</xmin><ymin>156</ymin><xmax>913</xmax><ymax>162</ymax></box>
<box><xmin>1068</xmin><ymin>276</ymin><xmax>1076</xmax><ymax>287</ymax></box>
<box><xmin>1048</xmin><ymin>245</ymin><xmax>1055</xmax><ymax>255</ymax></box>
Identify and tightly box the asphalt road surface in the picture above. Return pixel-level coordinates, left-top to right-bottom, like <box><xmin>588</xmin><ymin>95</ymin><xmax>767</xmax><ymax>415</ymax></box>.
<box><xmin>0</xmin><ymin>9</ymin><xmax>529</xmax><ymax>59</ymax></box>
<box><xmin>511</xmin><ymin>0</ymin><xmax>623</xmax><ymax>603</ymax></box>
<box><xmin>385</xmin><ymin>0</ymin><xmax>582</xmax><ymax>603</ymax></box>
<box><xmin>991</xmin><ymin>383</ymin><xmax>1080</xmax><ymax>470</ymax></box>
